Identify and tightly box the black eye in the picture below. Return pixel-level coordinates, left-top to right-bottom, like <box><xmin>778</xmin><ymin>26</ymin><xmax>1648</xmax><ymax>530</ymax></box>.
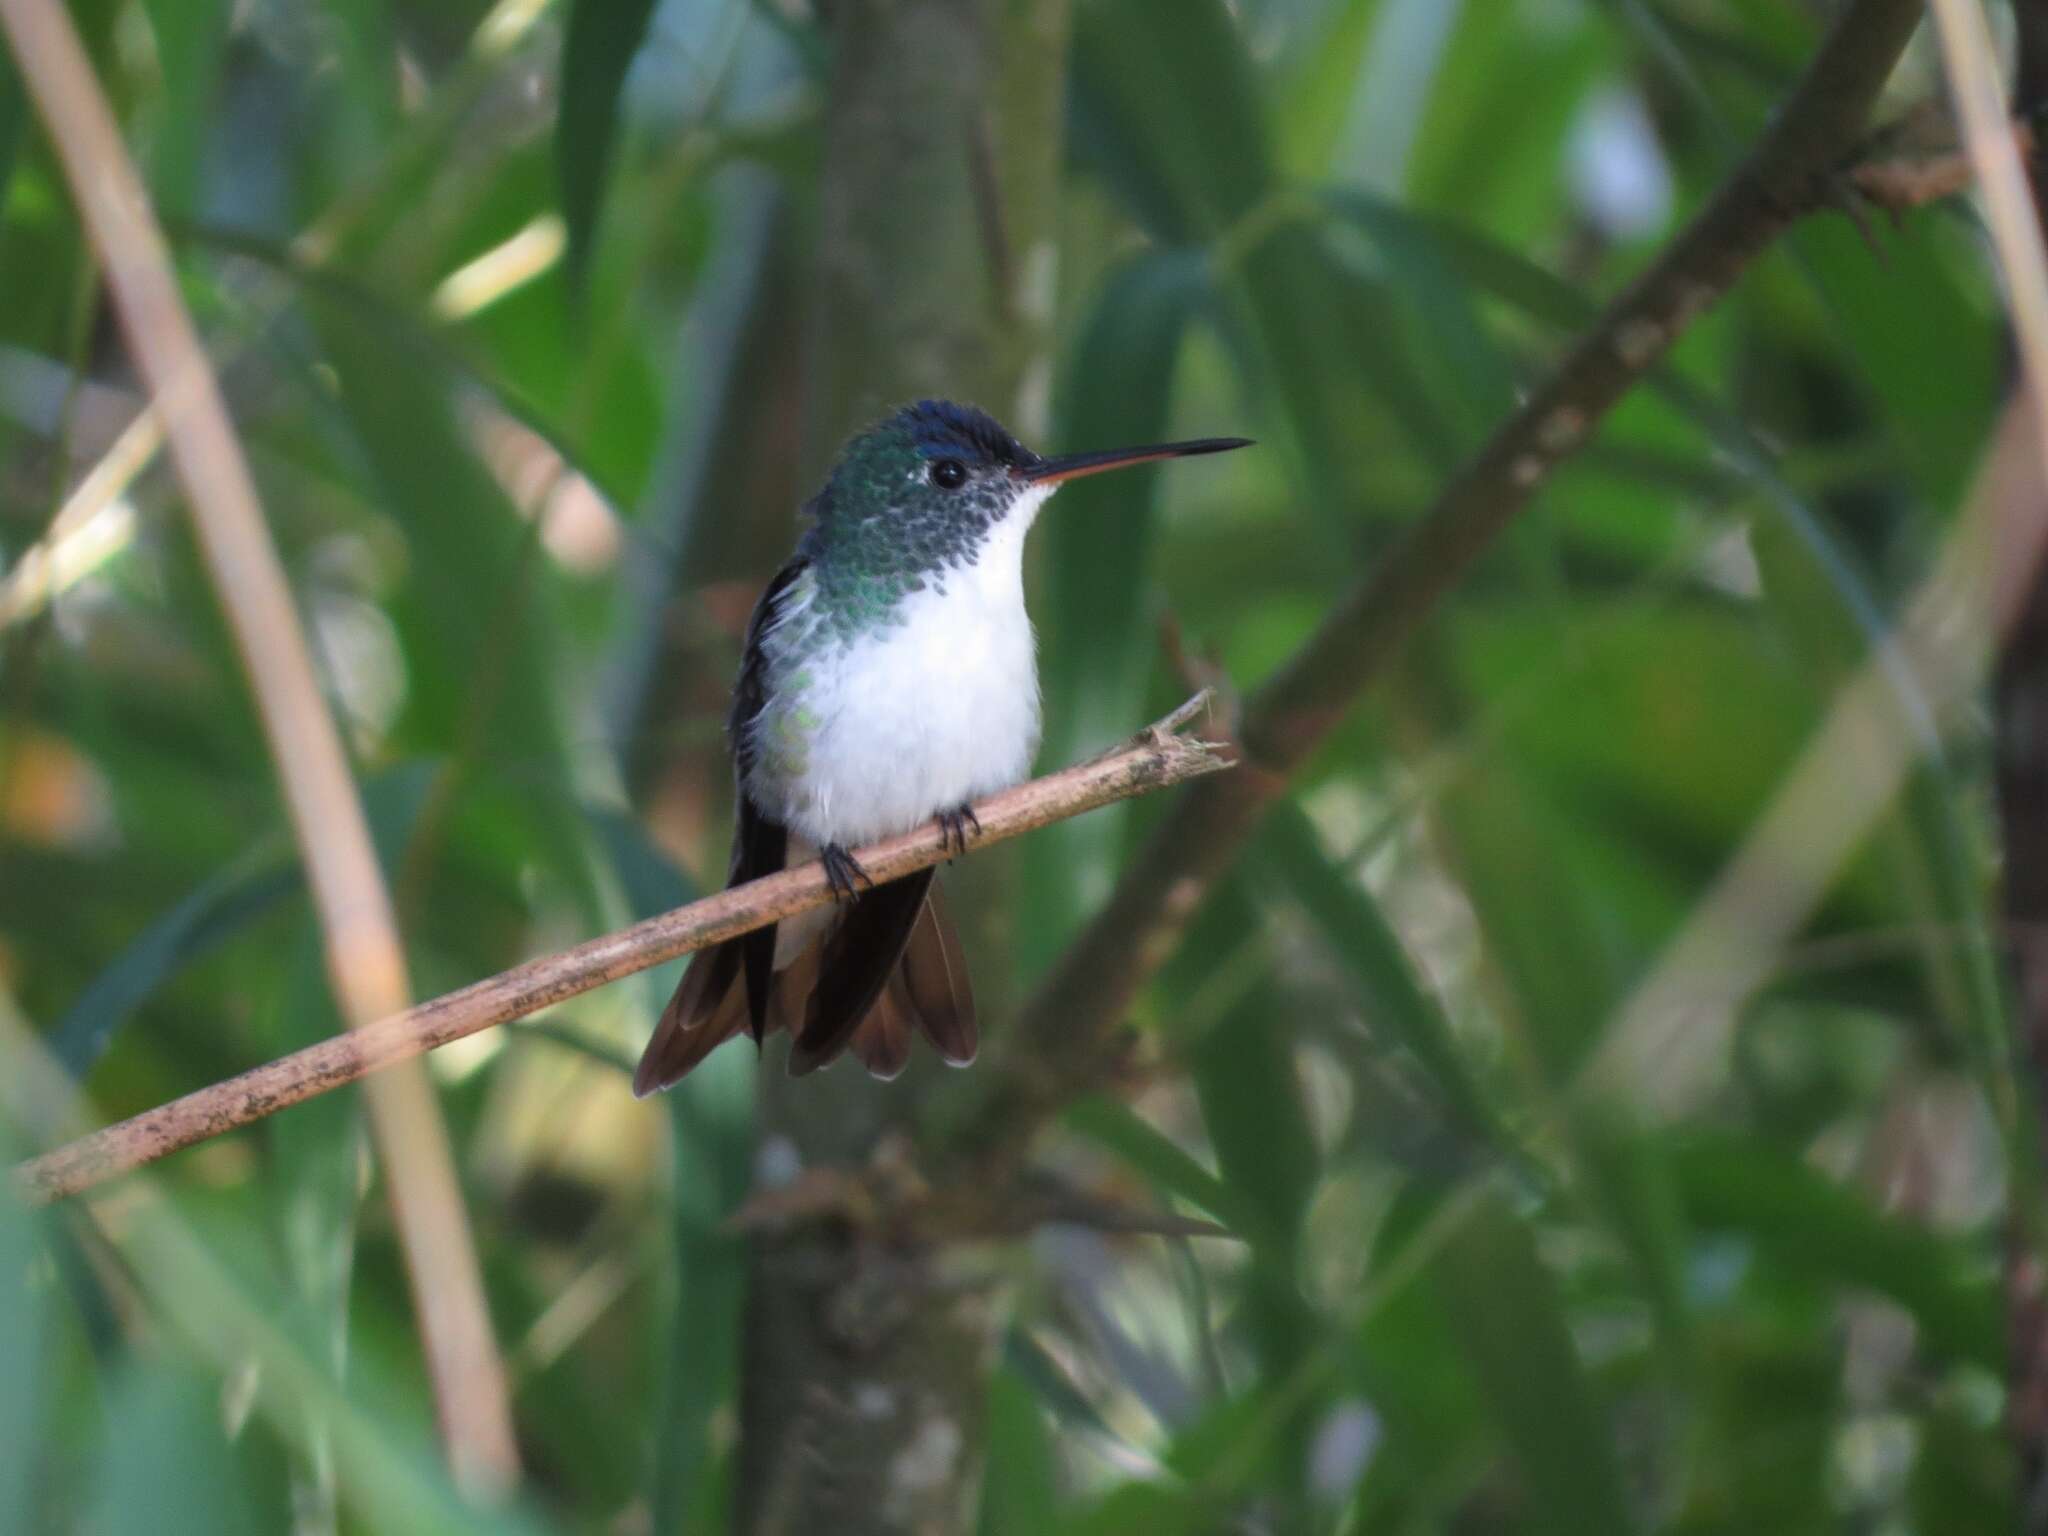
<box><xmin>930</xmin><ymin>459</ymin><xmax>969</xmax><ymax>490</ymax></box>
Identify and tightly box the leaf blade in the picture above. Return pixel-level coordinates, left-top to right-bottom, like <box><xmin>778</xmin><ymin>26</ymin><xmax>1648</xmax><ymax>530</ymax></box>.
<box><xmin>556</xmin><ymin>0</ymin><xmax>660</xmax><ymax>290</ymax></box>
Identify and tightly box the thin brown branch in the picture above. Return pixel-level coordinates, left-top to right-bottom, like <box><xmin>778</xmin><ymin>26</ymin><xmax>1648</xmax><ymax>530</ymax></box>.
<box><xmin>938</xmin><ymin>0</ymin><xmax>1930</xmax><ymax>1176</ymax></box>
<box><xmin>0</xmin><ymin>0</ymin><xmax>518</xmax><ymax>1492</ymax></box>
<box><xmin>12</xmin><ymin>702</ymin><xmax>1230</xmax><ymax>1207</ymax></box>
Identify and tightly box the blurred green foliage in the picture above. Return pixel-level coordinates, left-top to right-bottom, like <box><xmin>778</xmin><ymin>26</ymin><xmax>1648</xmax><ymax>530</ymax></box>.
<box><xmin>0</xmin><ymin>0</ymin><xmax>2022</xmax><ymax>1532</ymax></box>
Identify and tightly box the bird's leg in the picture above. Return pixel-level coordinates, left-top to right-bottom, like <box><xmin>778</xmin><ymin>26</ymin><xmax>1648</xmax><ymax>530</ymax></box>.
<box><xmin>936</xmin><ymin>803</ymin><xmax>982</xmax><ymax>859</ymax></box>
<box><xmin>821</xmin><ymin>842</ymin><xmax>874</xmax><ymax>902</ymax></box>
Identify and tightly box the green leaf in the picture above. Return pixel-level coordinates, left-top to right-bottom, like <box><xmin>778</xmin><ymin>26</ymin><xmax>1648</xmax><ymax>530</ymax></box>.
<box><xmin>50</xmin><ymin>765</ymin><xmax>432</xmax><ymax>1079</ymax></box>
<box><xmin>1402</xmin><ymin>3</ymin><xmax>1611</xmax><ymax>243</ymax></box>
<box><xmin>137</xmin><ymin>0</ymin><xmax>229</xmax><ymax>214</ymax></box>
<box><xmin>309</xmin><ymin>298</ymin><xmax>572</xmax><ymax>785</ymax></box>
<box><xmin>1254</xmin><ymin>800</ymin><xmax>1506</xmax><ymax>1155</ymax></box>
<box><xmin>1070</xmin><ymin>0</ymin><xmax>1271</xmax><ymax>244</ymax></box>
<box><xmin>1346</xmin><ymin>1189</ymin><xmax>1488</xmax><ymax>1527</ymax></box>
<box><xmin>979</xmin><ymin>1370</ymin><xmax>1061</xmax><ymax>1536</ymax></box>
<box><xmin>0</xmin><ymin>46</ymin><xmax>23</xmax><ymax>221</ymax></box>
<box><xmin>1271</xmin><ymin>0</ymin><xmax>1388</xmax><ymax>177</ymax></box>
<box><xmin>650</xmin><ymin>1047</ymin><xmax>753</xmax><ymax>1531</ymax></box>
<box><xmin>1071</xmin><ymin>0</ymin><xmax>1495</xmax><ymax>542</ymax></box>
<box><xmin>556</xmin><ymin>0</ymin><xmax>660</xmax><ymax>291</ymax></box>
<box><xmin>263</xmin><ymin>926</ymin><xmax>362</xmax><ymax>1532</ymax></box>
<box><xmin>51</xmin><ymin>854</ymin><xmax>295</xmax><ymax>1077</ymax></box>
<box><xmin>1566</xmin><ymin>1110</ymin><xmax>1694</xmax><ymax>1361</ymax></box>
<box><xmin>263</xmin><ymin>767</ymin><xmax>432</xmax><ymax>1526</ymax></box>
<box><xmin>1432</xmin><ymin>1192</ymin><xmax>1636</xmax><ymax>1536</ymax></box>
<box><xmin>1188</xmin><ymin>926</ymin><xmax>1324</xmax><ymax>1494</ymax></box>
<box><xmin>1190</xmin><ymin>966</ymin><xmax>1319</xmax><ymax>1260</ymax></box>
<box><xmin>1023</xmin><ymin>249</ymin><xmax>1207</xmax><ymax>976</ymax></box>
<box><xmin>1323</xmin><ymin>187</ymin><xmax>1515</xmax><ymax>435</ymax></box>
<box><xmin>0</xmin><ymin>1180</ymin><xmax>48</xmax><ymax>1531</ymax></box>
<box><xmin>1002</xmin><ymin>1330</ymin><xmax>1143</xmax><ymax>1457</ymax></box>
<box><xmin>587</xmin><ymin>823</ymin><xmax>753</xmax><ymax>1530</ymax></box>
<box><xmin>89</xmin><ymin>1366</ymin><xmax>258</xmax><ymax>1536</ymax></box>
<box><xmin>1063</xmin><ymin>1095</ymin><xmax>1255</xmax><ymax>1236</ymax></box>
<box><xmin>1669</xmin><ymin>1131</ymin><xmax>1999</xmax><ymax>1368</ymax></box>
<box><xmin>1064</xmin><ymin>1481</ymin><xmax>1206</xmax><ymax>1536</ymax></box>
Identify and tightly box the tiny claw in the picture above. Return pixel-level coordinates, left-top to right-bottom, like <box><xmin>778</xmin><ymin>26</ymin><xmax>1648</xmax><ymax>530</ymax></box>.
<box><xmin>822</xmin><ymin>843</ymin><xmax>873</xmax><ymax>901</ymax></box>
<box><xmin>937</xmin><ymin>804</ymin><xmax>982</xmax><ymax>858</ymax></box>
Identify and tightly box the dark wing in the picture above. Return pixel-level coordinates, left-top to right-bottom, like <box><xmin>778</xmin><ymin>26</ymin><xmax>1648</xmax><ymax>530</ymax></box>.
<box><xmin>631</xmin><ymin>559</ymin><xmax>805</xmax><ymax>1097</ymax></box>
<box><xmin>729</xmin><ymin>559</ymin><xmax>804</xmax><ymax>1041</ymax></box>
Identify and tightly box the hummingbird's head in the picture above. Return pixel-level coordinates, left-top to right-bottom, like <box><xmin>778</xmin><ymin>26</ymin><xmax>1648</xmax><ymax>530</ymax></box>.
<box><xmin>806</xmin><ymin>399</ymin><xmax>1250</xmax><ymax>580</ymax></box>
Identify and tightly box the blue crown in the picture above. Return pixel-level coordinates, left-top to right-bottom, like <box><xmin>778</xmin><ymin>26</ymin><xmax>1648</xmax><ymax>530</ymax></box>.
<box><xmin>895</xmin><ymin>399</ymin><xmax>1034</xmax><ymax>469</ymax></box>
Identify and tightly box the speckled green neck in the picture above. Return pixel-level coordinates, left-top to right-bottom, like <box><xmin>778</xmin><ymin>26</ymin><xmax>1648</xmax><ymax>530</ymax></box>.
<box><xmin>796</xmin><ymin>420</ymin><xmax>1015</xmax><ymax>638</ymax></box>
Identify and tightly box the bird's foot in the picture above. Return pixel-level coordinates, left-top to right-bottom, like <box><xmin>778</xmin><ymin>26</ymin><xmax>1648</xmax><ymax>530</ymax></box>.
<box><xmin>937</xmin><ymin>803</ymin><xmax>982</xmax><ymax>859</ymax></box>
<box><xmin>821</xmin><ymin>843</ymin><xmax>874</xmax><ymax>902</ymax></box>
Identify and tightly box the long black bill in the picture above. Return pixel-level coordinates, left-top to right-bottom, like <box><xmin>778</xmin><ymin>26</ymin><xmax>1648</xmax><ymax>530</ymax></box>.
<box><xmin>1021</xmin><ymin>436</ymin><xmax>1253</xmax><ymax>485</ymax></box>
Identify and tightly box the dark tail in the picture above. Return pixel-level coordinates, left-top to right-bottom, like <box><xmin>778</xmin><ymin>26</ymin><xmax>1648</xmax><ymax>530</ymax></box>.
<box><xmin>633</xmin><ymin>875</ymin><xmax>979</xmax><ymax>1094</ymax></box>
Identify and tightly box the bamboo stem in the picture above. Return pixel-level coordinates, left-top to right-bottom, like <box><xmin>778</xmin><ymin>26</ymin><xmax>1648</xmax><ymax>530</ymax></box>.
<box><xmin>0</xmin><ymin>0</ymin><xmax>517</xmax><ymax>1493</ymax></box>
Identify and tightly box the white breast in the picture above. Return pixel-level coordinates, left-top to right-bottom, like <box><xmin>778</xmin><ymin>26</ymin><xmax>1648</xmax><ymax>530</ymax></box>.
<box><xmin>762</xmin><ymin>494</ymin><xmax>1049</xmax><ymax>848</ymax></box>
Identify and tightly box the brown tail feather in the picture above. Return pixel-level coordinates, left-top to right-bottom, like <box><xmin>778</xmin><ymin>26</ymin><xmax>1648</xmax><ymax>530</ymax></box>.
<box><xmin>639</xmin><ymin>873</ymin><xmax>979</xmax><ymax>1088</ymax></box>
<box><xmin>767</xmin><ymin>937</ymin><xmax>821</xmax><ymax>1041</ymax></box>
<box><xmin>899</xmin><ymin>887</ymin><xmax>977</xmax><ymax>1065</ymax></box>
<box><xmin>632</xmin><ymin>940</ymin><xmax>750</xmax><ymax>1097</ymax></box>
<box><xmin>850</xmin><ymin>980</ymin><xmax>914</xmax><ymax>1080</ymax></box>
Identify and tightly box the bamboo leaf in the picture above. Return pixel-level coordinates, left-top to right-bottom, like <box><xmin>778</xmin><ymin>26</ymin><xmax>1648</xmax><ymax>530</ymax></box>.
<box><xmin>50</xmin><ymin>855</ymin><xmax>295</xmax><ymax>1077</ymax></box>
<box><xmin>1023</xmin><ymin>250</ymin><xmax>1208</xmax><ymax>976</ymax></box>
<box><xmin>1190</xmin><ymin>969</ymin><xmax>1319</xmax><ymax>1261</ymax></box>
<box><xmin>136</xmin><ymin>0</ymin><xmax>229</xmax><ymax>214</ymax></box>
<box><xmin>979</xmin><ymin>1371</ymin><xmax>1061</xmax><ymax>1536</ymax></box>
<box><xmin>1669</xmin><ymin>1131</ymin><xmax>1999</xmax><ymax>1368</ymax></box>
<box><xmin>1065</xmin><ymin>1482</ymin><xmax>1204</xmax><ymax>1536</ymax></box>
<box><xmin>556</xmin><ymin>0</ymin><xmax>660</xmax><ymax>291</ymax></box>
<box><xmin>0</xmin><ymin>48</ymin><xmax>22</xmax><ymax>220</ymax></box>
<box><xmin>1063</xmin><ymin>1095</ymin><xmax>1255</xmax><ymax>1236</ymax></box>
<box><xmin>0</xmin><ymin>1182</ymin><xmax>47</xmax><ymax>1531</ymax></box>
<box><xmin>586</xmin><ymin>820</ymin><xmax>753</xmax><ymax>1531</ymax></box>
<box><xmin>1254</xmin><ymin>800</ymin><xmax>1506</xmax><ymax>1155</ymax></box>
<box><xmin>89</xmin><ymin>1367</ymin><xmax>259</xmax><ymax>1536</ymax></box>
<box><xmin>1432</xmin><ymin>1192</ymin><xmax>1636</xmax><ymax>1536</ymax></box>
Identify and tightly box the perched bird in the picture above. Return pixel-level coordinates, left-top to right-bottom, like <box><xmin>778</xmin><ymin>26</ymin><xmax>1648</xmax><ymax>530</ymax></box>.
<box><xmin>632</xmin><ymin>399</ymin><xmax>1249</xmax><ymax>1094</ymax></box>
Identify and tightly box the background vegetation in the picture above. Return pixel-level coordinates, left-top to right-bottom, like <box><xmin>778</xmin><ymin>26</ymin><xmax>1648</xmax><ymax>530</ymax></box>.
<box><xmin>0</xmin><ymin>0</ymin><xmax>2037</xmax><ymax>1531</ymax></box>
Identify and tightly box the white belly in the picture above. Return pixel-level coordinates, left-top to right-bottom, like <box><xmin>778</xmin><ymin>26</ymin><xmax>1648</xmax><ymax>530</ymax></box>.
<box><xmin>755</xmin><ymin>535</ymin><xmax>1042</xmax><ymax>848</ymax></box>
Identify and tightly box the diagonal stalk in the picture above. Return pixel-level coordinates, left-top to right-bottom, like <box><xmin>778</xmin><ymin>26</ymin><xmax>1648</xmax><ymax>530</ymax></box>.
<box><xmin>942</xmin><ymin>0</ymin><xmax>1931</xmax><ymax>1177</ymax></box>
<box><xmin>0</xmin><ymin>0</ymin><xmax>518</xmax><ymax>1494</ymax></box>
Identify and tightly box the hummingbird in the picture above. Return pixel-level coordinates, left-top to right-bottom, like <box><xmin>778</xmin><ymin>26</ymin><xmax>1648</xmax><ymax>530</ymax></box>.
<box><xmin>632</xmin><ymin>400</ymin><xmax>1250</xmax><ymax>1095</ymax></box>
